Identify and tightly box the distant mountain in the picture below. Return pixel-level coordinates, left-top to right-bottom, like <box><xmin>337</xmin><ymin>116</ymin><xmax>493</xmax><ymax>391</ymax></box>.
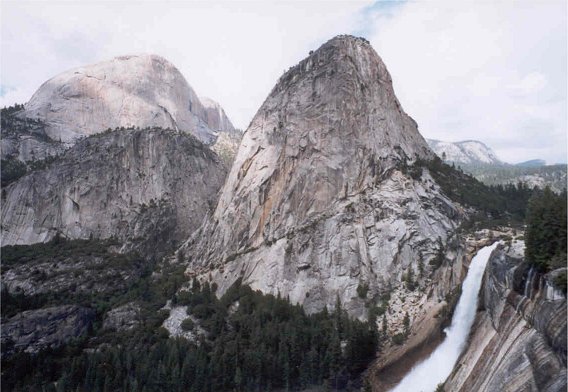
<box><xmin>427</xmin><ymin>139</ymin><xmax>501</xmax><ymax>165</ymax></box>
<box><xmin>515</xmin><ymin>159</ymin><xmax>546</xmax><ymax>168</ymax></box>
<box><xmin>469</xmin><ymin>164</ymin><xmax>567</xmax><ymax>193</ymax></box>
<box><xmin>22</xmin><ymin>54</ymin><xmax>222</xmax><ymax>144</ymax></box>
<box><xmin>427</xmin><ymin>139</ymin><xmax>566</xmax><ymax>192</ymax></box>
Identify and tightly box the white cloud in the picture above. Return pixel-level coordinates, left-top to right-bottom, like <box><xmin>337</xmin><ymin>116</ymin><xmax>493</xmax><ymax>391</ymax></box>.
<box><xmin>368</xmin><ymin>0</ymin><xmax>567</xmax><ymax>164</ymax></box>
<box><xmin>510</xmin><ymin>72</ymin><xmax>548</xmax><ymax>97</ymax></box>
<box><xmin>1</xmin><ymin>0</ymin><xmax>372</xmax><ymax>130</ymax></box>
<box><xmin>1</xmin><ymin>0</ymin><xmax>566</xmax><ymax>164</ymax></box>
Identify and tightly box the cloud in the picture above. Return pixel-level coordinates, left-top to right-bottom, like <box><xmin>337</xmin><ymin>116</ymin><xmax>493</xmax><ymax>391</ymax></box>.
<box><xmin>367</xmin><ymin>0</ymin><xmax>567</xmax><ymax>163</ymax></box>
<box><xmin>1</xmin><ymin>0</ymin><xmax>565</xmax><ymax>164</ymax></box>
<box><xmin>1</xmin><ymin>0</ymin><xmax>372</xmax><ymax>130</ymax></box>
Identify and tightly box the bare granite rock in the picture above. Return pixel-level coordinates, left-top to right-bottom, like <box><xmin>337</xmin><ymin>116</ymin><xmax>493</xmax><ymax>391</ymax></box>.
<box><xmin>446</xmin><ymin>242</ymin><xmax>567</xmax><ymax>392</ymax></box>
<box><xmin>211</xmin><ymin>130</ymin><xmax>243</xmax><ymax>167</ymax></box>
<box><xmin>199</xmin><ymin>96</ymin><xmax>237</xmax><ymax>135</ymax></box>
<box><xmin>1</xmin><ymin>305</ymin><xmax>95</xmax><ymax>355</ymax></box>
<box><xmin>181</xmin><ymin>35</ymin><xmax>464</xmax><ymax>319</ymax></box>
<box><xmin>1</xmin><ymin>128</ymin><xmax>226</xmax><ymax>258</ymax></box>
<box><xmin>103</xmin><ymin>302</ymin><xmax>141</xmax><ymax>332</ymax></box>
<box><xmin>22</xmin><ymin>54</ymin><xmax>218</xmax><ymax>144</ymax></box>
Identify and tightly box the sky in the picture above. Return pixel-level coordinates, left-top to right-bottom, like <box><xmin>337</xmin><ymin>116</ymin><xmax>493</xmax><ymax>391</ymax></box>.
<box><xmin>1</xmin><ymin>0</ymin><xmax>566</xmax><ymax>164</ymax></box>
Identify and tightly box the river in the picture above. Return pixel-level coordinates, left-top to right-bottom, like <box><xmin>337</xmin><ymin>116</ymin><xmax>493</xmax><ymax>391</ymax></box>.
<box><xmin>390</xmin><ymin>242</ymin><xmax>499</xmax><ymax>392</ymax></box>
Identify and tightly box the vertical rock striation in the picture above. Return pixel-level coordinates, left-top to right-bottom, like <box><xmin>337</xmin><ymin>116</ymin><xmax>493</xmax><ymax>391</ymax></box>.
<box><xmin>199</xmin><ymin>96</ymin><xmax>237</xmax><ymax>135</ymax></box>
<box><xmin>1</xmin><ymin>128</ymin><xmax>226</xmax><ymax>258</ymax></box>
<box><xmin>446</xmin><ymin>241</ymin><xmax>567</xmax><ymax>392</ymax></box>
<box><xmin>183</xmin><ymin>35</ymin><xmax>464</xmax><ymax>318</ymax></box>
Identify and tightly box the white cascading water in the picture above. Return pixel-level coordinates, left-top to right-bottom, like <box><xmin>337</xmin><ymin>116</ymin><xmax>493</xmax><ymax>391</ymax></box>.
<box><xmin>390</xmin><ymin>242</ymin><xmax>499</xmax><ymax>392</ymax></box>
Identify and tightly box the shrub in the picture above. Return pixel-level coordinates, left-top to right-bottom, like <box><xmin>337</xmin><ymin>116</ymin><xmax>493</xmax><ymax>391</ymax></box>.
<box><xmin>357</xmin><ymin>282</ymin><xmax>369</xmax><ymax>299</ymax></box>
<box><xmin>391</xmin><ymin>333</ymin><xmax>406</xmax><ymax>345</ymax></box>
<box><xmin>181</xmin><ymin>317</ymin><xmax>194</xmax><ymax>331</ymax></box>
<box><xmin>553</xmin><ymin>271</ymin><xmax>567</xmax><ymax>295</ymax></box>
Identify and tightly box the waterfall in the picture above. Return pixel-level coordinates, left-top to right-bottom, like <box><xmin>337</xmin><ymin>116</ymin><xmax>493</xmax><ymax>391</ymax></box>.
<box><xmin>524</xmin><ymin>267</ymin><xmax>535</xmax><ymax>298</ymax></box>
<box><xmin>390</xmin><ymin>243</ymin><xmax>499</xmax><ymax>392</ymax></box>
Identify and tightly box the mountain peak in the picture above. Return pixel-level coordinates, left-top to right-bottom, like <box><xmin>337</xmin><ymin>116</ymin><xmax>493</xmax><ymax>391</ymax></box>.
<box><xmin>184</xmin><ymin>35</ymin><xmax>442</xmax><ymax>315</ymax></box>
<box><xmin>274</xmin><ymin>34</ymin><xmax>391</xmax><ymax>95</ymax></box>
<box><xmin>22</xmin><ymin>54</ymin><xmax>224</xmax><ymax>144</ymax></box>
<box><xmin>427</xmin><ymin>138</ymin><xmax>501</xmax><ymax>165</ymax></box>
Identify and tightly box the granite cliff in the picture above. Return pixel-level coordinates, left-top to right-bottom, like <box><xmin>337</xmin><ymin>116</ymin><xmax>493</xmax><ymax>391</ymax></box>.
<box><xmin>23</xmin><ymin>54</ymin><xmax>217</xmax><ymax>144</ymax></box>
<box><xmin>446</xmin><ymin>241</ymin><xmax>567</xmax><ymax>392</ymax></box>
<box><xmin>2</xmin><ymin>55</ymin><xmax>236</xmax><ymax>172</ymax></box>
<box><xmin>181</xmin><ymin>36</ymin><xmax>467</xmax><ymax>333</ymax></box>
<box><xmin>1</xmin><ymin>128</ymin><xmax>226</xmax><ymax>258</ymax></box>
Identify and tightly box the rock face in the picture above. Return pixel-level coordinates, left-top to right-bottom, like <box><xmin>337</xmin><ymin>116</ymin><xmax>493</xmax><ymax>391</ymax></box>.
<box><xmin>427</xmin><ymin>139</ymin><xmax>501</xmax><ymax>165</ymax></box>
<box><xmin>211</xmin><ymin>130</ymin><xmax>244</xmax><ymax>167</ymax></box>
<box><xmin>2</xmin><ymin>240</ymin><xmax>145</xmax><ymax>296</ymax></box>
<box><xmin>1</xmin><ymin>305</ymin><xmax>95</xmax><ymax>355</ymax></box>
<box><xmin>182</xmin><ymin>35</ymin><xmax>463</xmax><ymax>318</ymax></box>
<box><xmin>1</xmin><ymin>128</ymin><xmax>226</xmax><ymax>258</ymax></box>
<box><xmin>103</xmin><ymin>302</ymin><xmax>141</xmax><ymax>332</ymax></box>
<box><xmin>200</xmin><ymin>96</ymin><xmax>237</xmax><ymax>135</ymax></box>
<box><xmin>1</xmin><ymin>114</ymin><xmax>65</xmax><ymax>162</ymax></box>
<box><xmin>446</xmin><ymin>242</ymin><xmax>567</xmax><ymax>392</ymax></box>
<box><xmin>21</xmin><ymin>54</ymin><xmax>225</xmax><ymax>145</ymax></box>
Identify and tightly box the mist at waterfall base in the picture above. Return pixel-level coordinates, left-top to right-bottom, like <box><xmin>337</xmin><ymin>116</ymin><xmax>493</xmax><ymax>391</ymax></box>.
<box><xmin>390</xmin><ymin>242</ymin><xmax>499</xmax><ymax>392</ymax></box>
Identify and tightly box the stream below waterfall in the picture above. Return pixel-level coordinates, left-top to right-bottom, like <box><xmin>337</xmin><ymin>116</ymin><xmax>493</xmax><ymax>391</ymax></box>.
<box><xmin>390</xmin><ymin>242</ymin><xmax>499</xmax><ymax>392</ymax></box>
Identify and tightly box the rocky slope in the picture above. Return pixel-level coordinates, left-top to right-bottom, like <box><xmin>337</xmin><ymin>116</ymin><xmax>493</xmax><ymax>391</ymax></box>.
<box><xmin>181</xmin><ymin>35</ymin><xmax>466</xmax><ymax>326</ymax></box>
<box><xmin>1</xmin><ymin>305</ymin><xmax>95</xmax><ymax>355</ymax></box>
<box><xmin>470</xmin><ymin>163</ymin><xmax>568</xmax><ymax>194</ymax></box>
<box><xmin>446</xmin><ymin>241</ymin><xmax>567</xmax><ymax>392</ymax></box>
<box><xmin>427</xmin><ymin>139</ymin><xmax>501</xmax><ymax>165</ymax></box>
<box><xmin>200</xmin><ymin>96</ymin><xmax>236</xmax><ymax>135</ymax></box>
<box><xmin>1</xmin><ymin>128</ymin><xmax>226</xmax><ymax>258</ymax></box>
<box><xmin>1</xmin><ymin>109</ymin><xmax>65</xmax><ymax>163</ymax></box>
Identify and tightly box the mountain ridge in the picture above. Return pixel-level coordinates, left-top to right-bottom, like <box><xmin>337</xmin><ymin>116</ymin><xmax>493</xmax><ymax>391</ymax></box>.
<box><xmin>427</xmin><ymin>138</ymin><xmax>501</xmax><ymax>165</ymax></box>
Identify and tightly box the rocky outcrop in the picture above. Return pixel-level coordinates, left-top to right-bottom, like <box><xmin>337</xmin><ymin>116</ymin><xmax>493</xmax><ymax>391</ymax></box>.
<box><xmin>1</xmin><ymin>114</ymin><xmax>65</xmax><ymax>163</ymax></box>
<box><xmin>22</xmin><ymin>54</ymin><xmax>221</xmax><ymax>144</ymax></box>
<box><xmin>182</xmin><ymin>35</ymin><xmax>463</xmax><ymax>321</ymax></box>
<box><xmin>2</xmin><ymin>241</ymin><xmax>144</xmax><ymax>296</ymax></box>
<box><xmin>211</xmin><ymin>130</ymin><xmax>243</xmax><ymax>167</ymax></box>
<box><xmin>1</xmin><ymin>128</ymin><xmax>226</xmax><ymax>258</ymax></box>
<box><xmin>200</xmin><ymin>96</ymin><xmax>236</xmax><ymax>135</ymax></box>
<box><xmin>446</xmin><ymin>241</ymin><xmax>567</xmax><ymax>392</ymax></box>
<box><xmin>1</xmin><ymin>305</ymin><xmax>95</xmax><ymax>355</ymax></box>
<box><xmin>103</xmin><ymin>302</ymin><xmax>141</xmax><ymax>332</ymax></box>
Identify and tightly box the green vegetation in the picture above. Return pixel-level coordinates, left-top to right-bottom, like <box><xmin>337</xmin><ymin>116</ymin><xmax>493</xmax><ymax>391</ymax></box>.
<box><xmin>0</xmin><ymin>236</ymin><xmax>165</xmax><ymax>320</ymax></box>
<box><xmin>402</xmin><ymin>157</ymin><xmax>536</xmax><ymax>229</ymax></box>
<box><xmin>391</xmin><ymin>312</ymin><xmax>411</xmax><ymax>345</ymax></box>
<box><xmin>403</xmin><ymin>267</ymin><xmax>416</xmax><ymax>291</ymax></box>
<box><xmin>429</xmin><ymin>238</ymin><xmax>445</xmax><ymax>270</ymax></box>
<box><xmin>2</xmin><ymin>276</ymin><xmax>378</xmax><ymax>391</ymax></box>
<box><xmin>3</xmin><ymin>235</ymin><xmax>119</xmax><ymax>269</ymax></box>
<box><xmin>1</xmin><ymin>104</ymin><xmax>61</xmax><ymax>186</ymax></box>
<box><xmin>391</xmin><ymin>333</ymin><xmax>406</xmax><ymax>345</ymax></box>
<box><xmin>525</xmin><ymin>188</ymin><xmax>567</xmax><ymax>273</ymax></box>
<box><xmin>357</xmin><ymin>282</ymin><xmax>370</xmax><ymax>298</ymax></box>
<box><xmin>1</xmin><ymin>158</ymin><xmax>27</xmax><ymax>187</ymax></box>
<box><xmin>459</xmin><ymin>162</ymin><xmax>567</xmax><ymax>194</ymax></box>
<box><xmin>2</xmin><ymin>237</ymin><xmax>378</xmax><ymax>391</ymax></box>
<box><xmin>180</xmin><ymin>317</ymin><xmax>195</xmax><ymax>331</ymax></box>
<box><xmin>553</xmin><ymin>271</ymin><xmax>567</xmax><ymax>295</ymax></box>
